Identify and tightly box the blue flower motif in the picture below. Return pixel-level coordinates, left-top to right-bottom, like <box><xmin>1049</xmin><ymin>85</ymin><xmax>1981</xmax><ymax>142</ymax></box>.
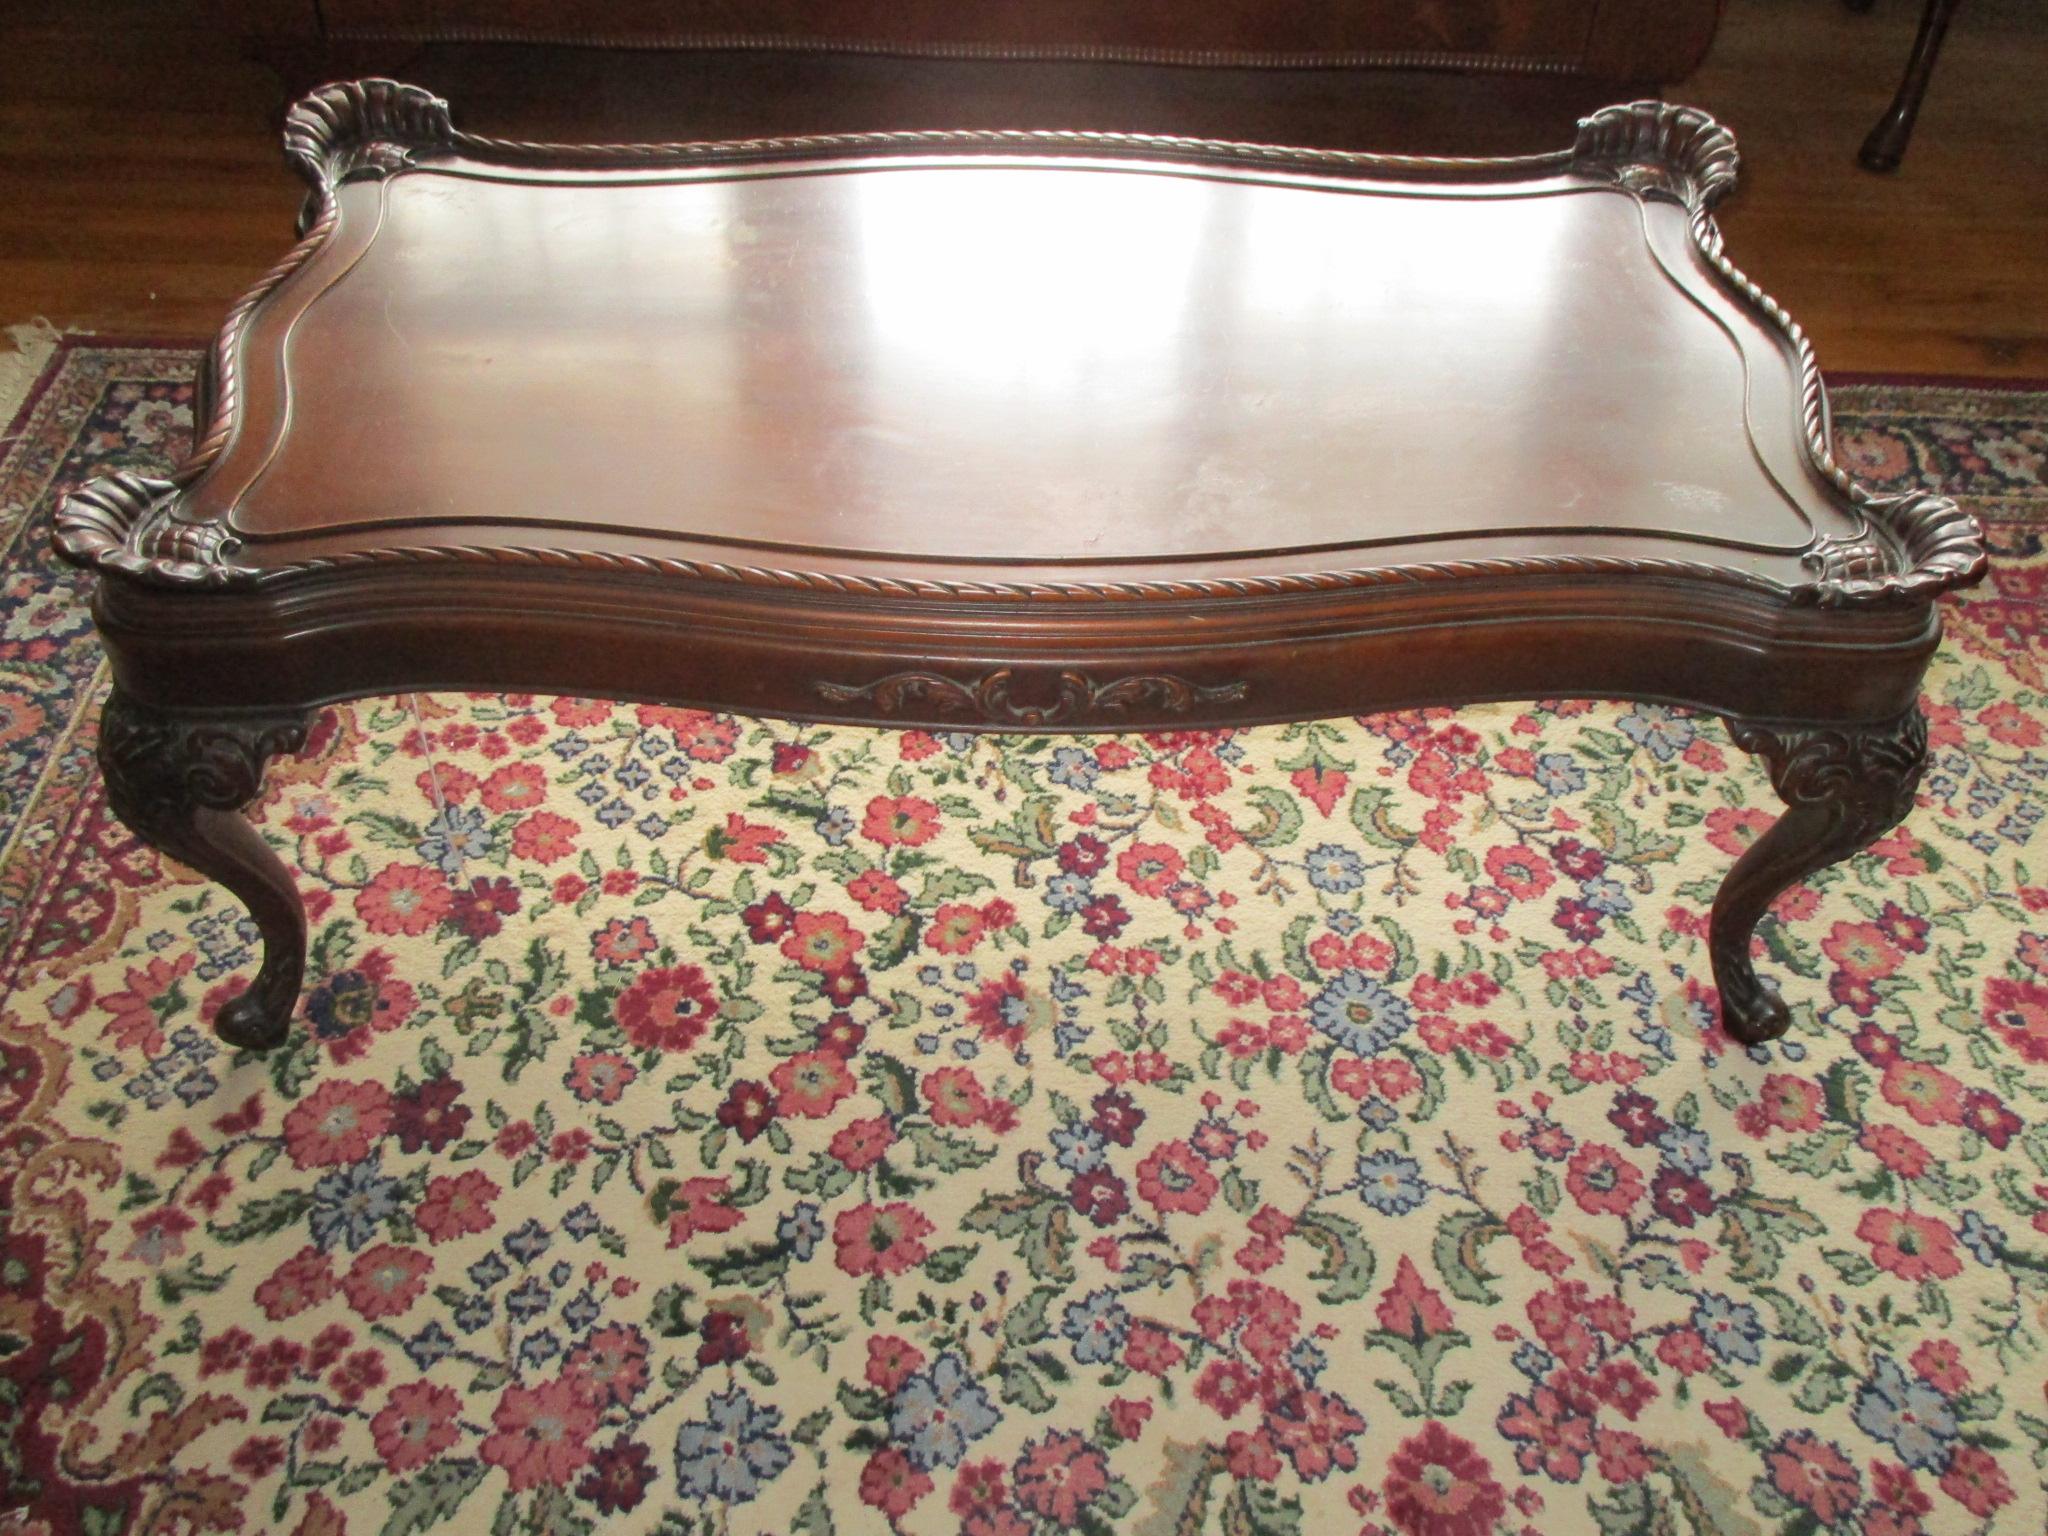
<box><xmin>452</xmin><ymin>1294</ymin><xmax>494</xmax><ymax>1333</ymax></box>
<box><xmin>1048</xmin><ymin>748</ymin><xmax>1099</xmax><ymax>790</ymax></box>
<box><xmin>1616</xmin><ymin>705</ymin><xmax>1697</xmax><ymax>762</ymax></box>
<box><xmin>1579</xmin><ymin>877</ymin><xmax>1634</xmax><ymax>917</ymax></box>
<box><xmin>890</xmin><ymin>1353</ymin><xmax>1001</xmax><ymax>1470</ymax></box>
<box><xmin>674</xmin><ymin>1388</ymin><xmax>793</xmax><ymax>1502</ymax></box>
<box><xmin>1853</xmin><ymin>1356</ymin><xmax>1958</xmax><ymax>1471</ymax></box>
<box><xmin>1311</xmin><ymin>970</ymin><xmax>1414</xmax><ymax>1057</ymax></box>
<box><xmin>1533</xmin><ymin>753</ymin><xmax>1586</xmax><ymax>794</ymax></box>
<box><xmin>417</xmin><ymin>804</ymin><xmax>493</xmax><ymax>875</ymax></box>
<box><xmin>404</xmin><ymin>1322</ymin><xmax>454</xmax><ymax>1370</ymax></box>
<box><xmin>1354</xmin><ymin>1150</ymin><xmax>1427</xmax><ymax>1215</ymax></box>
<box><xmin>1960</xmin><ymin>1210</ymin><xmax>2006</xmax><ymax>1266</ymax></box>
<box><xmin>1691</xmin><ymin>1294</ymin><xmax>1764</xmax><ymax>1365</ymax></box>
<box><xmin>563</xmin><ymin>1203</ymin><xmax>600</xmax><ymax>1240</ymax></box>
<box><xmin>507</xmin><ymin>1275</ymin><xmax>552</xmax><ymax>1323</ymax></box>
<box><xmin>816</xmin><ymin>806</ymin><xmax>854</xmax><ymax>846</ymax></box>
<box><xmin>307</xmin><ymin>1155</ymin><xmax>401</xmax><ymax>1252</ymax></box>
<box><xmin>550</xmin><ymin>731</ymin><xmax>589</xmax><ymax>761</ymax></box>
<box><xmin>1052</xmin><ymin>1122</ymin><xmax>1107</xmax><ymax>1175</ymax></box>
<box><xmin>518</xmin><ymin>1329</ymin><xmax>562</xmax><ymax>1370</ymax></box>
<box><xmin>633</xmin><ymin>812</ymin><xmax>670</xmax><ymax>840</ymax></box>
<box><xmin>595</xmin><ymin>797</ymin><xmax>634</xmax><ymax>829</ymax></box>
<box><xmin>1061</xmin><ymin>1290</ymin><xmax>1129</xmax><ymax>1365</ymax></box>
<box><xmin>563</xmin><ymin>1290</ymin><xmax>601</xmax><ymax>1332</ymax></box>
<box><xmin>1656</xmin><ymin>1125</ymin><xmax>1712</xmax><ymax>1175</ymax></box>
<box><xmin>780</xmin><ymin>1202</ymin><xmax>824</xmax><ymax>1262</ymax></box>
<box><xmin>1288</xmin><ymin>1338</ymin><xmax>1328</xmax><ymax>1385</ymax></box>
<box><xmin>467</xmin><ymin>1252</ymin><xmax>510</xmax><ymax>1291</ymax></box>
<box><xmin>504</xmin><ymin>1219</ymin><xmax>551</xmax><ymax>1264</ymax></box>
<box><xmin>1303</xmin><ymin>843</ymin><xmax>1367</xmax><ymax>894</ymax></box>
<box><xmin>615</xmin><ymin>759</ymin><xmax>651</xmax><ymax>791</ymax></box>
<box><xmin>1045</xmin><ymin>872</ymin><xmax>1095</xmax><ymax>914</ymax></box>
<box><xmin>1512</xmin><ymin>1341</ymin><xmax>1555</xmax><ymax>1379</ymax></box>
<box><xmin>575</xmin><ymin>780</ymin><xmax>608</xmax><ymax>808</ymax></box>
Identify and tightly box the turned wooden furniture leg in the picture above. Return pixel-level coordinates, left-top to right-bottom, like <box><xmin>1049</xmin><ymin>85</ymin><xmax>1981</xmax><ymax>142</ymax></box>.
<box><xmin>97</xmin><ymin>690</ymin><xmax>313</xmax><ymax>1052</ymax></box>
<box><xmin>1857</xmin><ymin>0</ymin><xmax>1963</xmax><ymax>172</ymax></box>
<box><xmin>1711</xmin><ymin>710</ymin><xmax>1928</xmax><ymax>1043</ymax></box>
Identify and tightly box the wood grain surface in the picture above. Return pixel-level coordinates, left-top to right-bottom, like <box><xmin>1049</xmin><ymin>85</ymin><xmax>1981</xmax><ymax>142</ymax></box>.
<box><xmin>1</xmin><ymin>0</ymin><xmax>2043</xmax><ymax>376</ymax></box>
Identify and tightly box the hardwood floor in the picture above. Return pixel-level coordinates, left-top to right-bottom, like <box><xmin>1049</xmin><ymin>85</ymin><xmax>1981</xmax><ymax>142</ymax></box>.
<box><xmin>1</xmin><ymin>0</ymin><xmax>2043</xmax><ymax>375</ymax></box>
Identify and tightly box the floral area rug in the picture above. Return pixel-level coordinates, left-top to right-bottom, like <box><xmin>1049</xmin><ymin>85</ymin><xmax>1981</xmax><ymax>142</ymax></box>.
<box><xmin>2</xmin><ymin>344</ymin><xmax>2046</xmax><ymax>1536</ymax></box>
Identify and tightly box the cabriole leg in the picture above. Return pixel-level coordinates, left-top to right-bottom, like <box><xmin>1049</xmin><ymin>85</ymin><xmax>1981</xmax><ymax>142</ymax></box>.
<box><xmin>1711</xmin><ymin>709</ymin><xmax>1928</xmax><ymax>1044</ymax></box>
<box><xmin>97</xmin><ymin>689</ymin><xmax>312</xmax><ymax>1052</ymax></box>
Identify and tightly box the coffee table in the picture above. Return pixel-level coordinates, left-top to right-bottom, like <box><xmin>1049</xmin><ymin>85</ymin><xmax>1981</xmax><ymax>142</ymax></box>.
<box><xmin>54</xmin><ymin>81</ymin><xmax>1985</xmax><ymax>1053</ymax></box>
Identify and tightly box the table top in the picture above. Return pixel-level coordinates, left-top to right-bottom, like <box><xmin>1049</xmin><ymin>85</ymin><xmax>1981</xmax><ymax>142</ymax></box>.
<box><xmin>56</xmin><ymin>82</ymin><xmax>1981</xmax><ymax>612</ymax></box>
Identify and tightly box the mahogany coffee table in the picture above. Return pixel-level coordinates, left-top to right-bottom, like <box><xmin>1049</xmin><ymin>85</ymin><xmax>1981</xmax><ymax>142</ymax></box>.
<box><xmin>54</xmin><ymin>82</ymin><xmax>1985</xmax><ymax>1053</ymax></box>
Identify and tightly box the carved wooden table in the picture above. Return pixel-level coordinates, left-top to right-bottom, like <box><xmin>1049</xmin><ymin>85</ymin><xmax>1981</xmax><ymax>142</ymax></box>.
<box><xmin>54</xmin><ymin>82</ymin><xmax>1986</xmax><ymax>1053</ymax></box>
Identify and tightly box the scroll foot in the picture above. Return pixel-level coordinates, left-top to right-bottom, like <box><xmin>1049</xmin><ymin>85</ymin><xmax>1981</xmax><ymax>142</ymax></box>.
<box><xmin>97</xmin><ymin>690</ymin><xmax>312</xmax><ymax>1052</ymax></box>
<box><xmin>1711</xmin><ymin>709</ymin><xmax>1928</xmax><ymax>1044</ymax></box>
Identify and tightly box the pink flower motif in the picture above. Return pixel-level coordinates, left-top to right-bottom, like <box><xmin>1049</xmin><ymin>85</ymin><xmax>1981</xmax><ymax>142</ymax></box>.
<box><xmin>480</xmin><ymin>1378</ymin><xmax>597</xmax><ymax>1491</ymax></box>
<box><xmin>370</xmin><ymin>1382</ymin><xmax>461</xmax><ymax>1473</ymax></box>
<box><xmin>1011</xmin><ymin>1431</ymin><xmax>1109</xmax><ymax>1525</ymax></box>
<box><xmin>341</xmin><ymin>1243</ymin><xmax>431</xmax><ymax>1319</ymax></box>
<box><xmin>283</xmin><ymin>1079</ymin><xmax>393</xmax><ymax>1169</ymax></box>
<box><xmin>1135</xmin><ymin>1140</ymin><xmax>1219</xmax><ymax>1216</ymax></box>
<box><xmin>1766</xmin><ymin>1431</ymin><xmax>1861</xmax><ymax>1526</ymax></box>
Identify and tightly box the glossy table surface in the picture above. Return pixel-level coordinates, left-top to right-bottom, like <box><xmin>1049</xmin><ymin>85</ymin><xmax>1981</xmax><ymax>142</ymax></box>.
<box><xmin>196</xmin><ymin>148</ymin><xmax>1847</xmax><ymax>591</ymax></box>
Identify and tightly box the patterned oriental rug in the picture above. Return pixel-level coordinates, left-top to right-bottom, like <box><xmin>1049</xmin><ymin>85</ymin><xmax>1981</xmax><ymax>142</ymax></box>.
<box><xmin>1</xmin><ymin>342</ymin><xmax>2045</xmax><ymax>1536</ymax></box>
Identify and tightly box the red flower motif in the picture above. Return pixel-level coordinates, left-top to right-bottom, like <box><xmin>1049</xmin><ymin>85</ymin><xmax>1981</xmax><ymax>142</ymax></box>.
<box><xmin>370</xmin><ymin>1382</ymin><xmax>461</xmax><ymax>1473</ymax></box>
<box><xmin>1939</xmin><ymin>1445</ymin><xmax>2013</xmax><ymax>1517</ymax></box>
<box><xmin>1766</xmin><ymin>1431</ymin><xmax>1861</xmax><ymax>1526</ymax></box>
<box><xmin>511</xmin><ymin>810</ymin><xmax>578</xmax><ymax>863</ymax></box>
<box><xmin>833</xmin><ymin>1201</ymin><xmax>935</xmax><ymax>1277</ymax></box>
<box><xmin>255</xmin><ymin>1246</ymin><xmax>336</xmax><ymax>1321</ymax></box>
<box><xmin>1983</xmin><ymin>976</ymin><xmax>2048</xmax><ymax>1064</ymax></box>
<box><xmin>354</xmin><ymin>863</ymin><xmax>453</xmax><ymax>936</ymax></box>
<box><xmin>925</xmin><ymin>902</ymin><xmax>988</xmax><ymax>955</ymax></box>
<box><xmin>563</xmin><ymin>1325</ymin><xmax>650</xmax><ymax>1408</ymax></box>
<box><xmin>614</xmin><ymin>964</ymin><xmax>720</xmax><ymax>1053</ymax></box>
<box><xmin>830</xmin><ymin>1116</ymin><xmax>895</xmax><ymax>1172</ymax></box>
<box><xmin>865</xmin><ymin>1335</ymin><xmax>926</xmax><ymax>1393</ymax></box>
<box><xmin>417</xmin><ymin>1168</ymin><xmax>500</xmax><ymax>1244</ymax></box>
<box><xmin>1135</xmin><ymin>1140</ymin><xmax>1219</xmax><ymax>1216</ymax></box>
<box><xmin>480</xmin><ymin>1377</ymin><xmax>597</xmax><ymax>1491</ymax></box>
<box><xmin>478</xmin><ymin>761</ymin><xmax>547</xmax><ymax>813</ymax></box>
<box><xmin>1375</xmin><ymin>1255</ymin><xmax>1457</xmax><ymax>1341</ymax></box>
<box><xmin>1857</xmin><ymin>1207</ymin><xmax>1963</xmax><ymax>1282</ymax></box>
<box><xmin>716</xmin><ymin>1080</ymin><xmax>777</xmax><ymax>1142</ymax></box>
<box><xmin>923</xmin><ymin>1066</ymin><xmax>991</xmax><ymax>1127</ymax></box>
<box><xmin>781</xmin><ymin>911</ymin><xmax>864</xmax><ymax>973</ymax></box>
<box><xmin>1565</xmin><ymin>1143</ymin><xmax>1645</xmax><ymax>1216</ymax></box>
<box><xmin>859</xmin><ymin>1447</ymin><xmax>932</xmax><ymax>1517</ymax></box>
<box><xmin>1012</xmin><ymin>1431</ymin><xmax>1109</xmax><ymax>1525</ymax></box>
<box><xmin>341</xmin><ymin>1243</ymin><xmax>431</xmax><ymax>1320</ymax></box>
<box><xmin>283</xmin><ymin>1079</ymin><xmax>393</xmax><ymax>1169</ymax></box>
<box><xmin>770</xmin><ymin>1049</ymin><xmax>856</xmax><ymax>1119</ymax></box>
<box><xmin>1116</xmin><ymin>841</ymin><xmax>1185</xmax><ymax>898</ymax></box>
<box><xmin>1383</xmin><ymin>1420</ymin><xmax>1507</xmax><ymax>1536</ymax></box>
<box><xmin>861</xmin><ymin>794</ymin><xmax>941</xmax><ymax>848</ymax></box>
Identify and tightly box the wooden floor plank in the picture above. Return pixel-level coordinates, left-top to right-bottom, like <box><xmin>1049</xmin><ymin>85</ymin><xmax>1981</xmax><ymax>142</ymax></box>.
<box><xmin>0</xmin><ymin>0</ymin><xmax>2043</xmax><ymax>374</ymax></box>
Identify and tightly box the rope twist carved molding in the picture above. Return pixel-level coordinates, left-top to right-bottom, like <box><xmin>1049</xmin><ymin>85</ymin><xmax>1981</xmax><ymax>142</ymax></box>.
<box><xmin>49</xmin><ymin>85</ymin><xmax>1986</xmax><ymax>610</ymax></box>
<box><xmin>817</xmin><ymin>669</ymin><xmax>1249</xmax><ymax>727</ymax></box>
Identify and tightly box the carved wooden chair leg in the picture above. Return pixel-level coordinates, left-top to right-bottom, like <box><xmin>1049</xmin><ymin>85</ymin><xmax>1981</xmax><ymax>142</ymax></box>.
<box><xmin>97</xmin><ymin>690</ymin><xmax>313</xmax><ymax>1052</ymax></box>
<box><xmin>1711</xmin><ymin>710</ymin><xmax>1928</xmax><ymax>1044</ymax></box>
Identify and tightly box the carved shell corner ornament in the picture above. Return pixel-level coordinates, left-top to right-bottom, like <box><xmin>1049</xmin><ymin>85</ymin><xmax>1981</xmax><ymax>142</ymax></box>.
<box><xmin>283</xmin><ymin>78</ymin><xmax>455</xmax><ymax>199</ymax></box>
<box><xmin>1793</xmin><ymin>489</ymin><xmax>1989</xmax><ymax>608</ymax></box>
<box><xmin>51</xmin><ymin>472</ymin><xmax>257</xmax><ymax>589</ymax></box>
<box><xmin>817</xmin><ymin>668</ymin><xmax>1249</xmax><ymax>727</ymax></box>
<box><xmin>1570</xmin><ymin>100</ymin><xmax>1741</xmax><ymax>209</ymax></box>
